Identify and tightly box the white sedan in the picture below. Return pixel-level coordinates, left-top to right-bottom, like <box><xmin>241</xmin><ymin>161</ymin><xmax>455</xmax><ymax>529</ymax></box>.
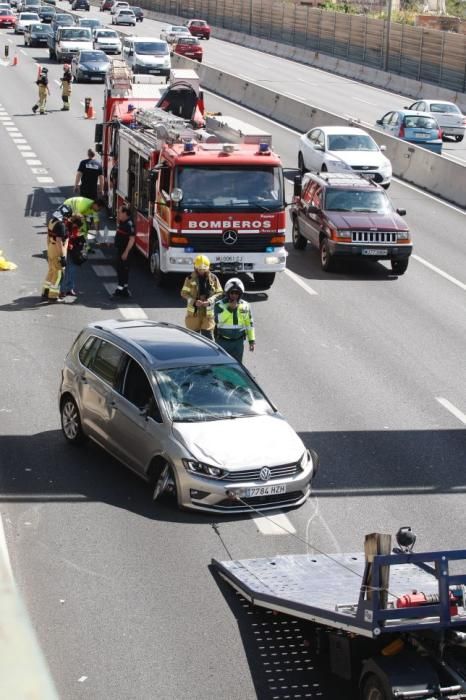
<box><xmin>159</xmin><ymin>24</ymin><xmax>191</xmax><ymax>43</ymax></box>
<box><xmin>298</xmin><ymin>126</ymin><xmax>392</xmax><ymax>188</ymax></box>
<box><xmin>406</xmin><ymin>99</ymin><xmax>465</xmax><ymax>143</ymax></box>
<box><xmin>112</xmin><ymin>8</ymin><xmax>135</xmax><ymax>25</ymax></box>
<box><xmin>14</xmin><ymin>10</ymin><xmax>39</xmax><ymax>32</ymax></box>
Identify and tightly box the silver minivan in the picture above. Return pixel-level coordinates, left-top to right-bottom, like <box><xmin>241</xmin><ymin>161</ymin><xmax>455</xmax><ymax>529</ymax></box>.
<box><xmin>122</xmin><ymin>36</ymin><xmax>171</xmax><ymax>76</ymax></box>
<box><xmin>59</xmin><ymin>320</ymin><xmax>318</xmax><ymax>513</ymax></box>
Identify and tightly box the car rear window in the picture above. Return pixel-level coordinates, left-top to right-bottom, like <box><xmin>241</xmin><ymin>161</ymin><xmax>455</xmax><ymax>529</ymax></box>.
<box><xmin>430</xmin><ymin>103</ymin><xmax>461</xmax><ymax>114</ymax></box>
<box><xmin>404</xmin><ymin>116</ymin><xmax>437</xmax><ymax>129</ymax></box>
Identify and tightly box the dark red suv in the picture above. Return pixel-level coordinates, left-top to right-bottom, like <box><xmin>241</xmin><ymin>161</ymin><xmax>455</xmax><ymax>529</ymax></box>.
<box><xmin>290</xmin><ymin>172</ymin><xmax>412</xmax><ymax>274</ymax></box>
<box><xmin>186</xmin><ymin>19</ymin><xmax>211</xmax><ymax>39</ymax></box>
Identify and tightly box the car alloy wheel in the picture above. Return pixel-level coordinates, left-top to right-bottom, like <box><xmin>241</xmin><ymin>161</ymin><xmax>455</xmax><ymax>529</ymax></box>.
<box><xmin>61</xmin><ymin>396</ymin><xmax>85</xmax><ymax>444</ymax></box>
<box><xmin>152</xmin><ymin>463</ymin><xmax>177</xmax><ymax>501</ymax></box>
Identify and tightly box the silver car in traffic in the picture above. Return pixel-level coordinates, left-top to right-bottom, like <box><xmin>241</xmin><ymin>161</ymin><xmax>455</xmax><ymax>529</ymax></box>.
<box><xmin>59</xmin><ymin>320</ymin><xmax>318</xmax><ymax>513</ymax></box>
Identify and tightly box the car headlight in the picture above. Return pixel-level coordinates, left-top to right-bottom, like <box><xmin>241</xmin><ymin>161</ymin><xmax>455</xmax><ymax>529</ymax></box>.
<box><xmin>164</xmin><ymin>56</ymin><xmax>170</xmax><ymax>65</ymax></box>
<box><xmin>297</xmin><ymin>451</ymin><xmax>310</xmax><ymax>471</ymax></box>
<box><xmin>183</xmin><ymin>459</ymin><xmax>228</xmax><ymax>479</ymax></box>
<box><xmin>396</xmin><ymin>231</ymin><xmax>410</xmax><ymax>241</ymax></box>
<box><xmin>379</xmin><ymin>161</ymin><xmax>392</xmax><ymax>174</ymax></box>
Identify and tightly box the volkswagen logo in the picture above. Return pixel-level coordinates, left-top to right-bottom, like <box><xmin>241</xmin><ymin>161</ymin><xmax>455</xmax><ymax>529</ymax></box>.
<box><xmin>259</xmin><ymin>467</ymin><xmax>272</xmax><ymax>482</ymax></box>
<box><xmin>222</xmin><ymin>230</ymin><xmax>238</xmax><ymax>246</ymax></box>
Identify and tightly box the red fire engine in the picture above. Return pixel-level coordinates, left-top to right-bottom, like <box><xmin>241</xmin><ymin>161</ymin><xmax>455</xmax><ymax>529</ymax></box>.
<box><xmin>96</xmin><ymin>73</ymin><xmax>287</xmax><ymax>288</ymax></box>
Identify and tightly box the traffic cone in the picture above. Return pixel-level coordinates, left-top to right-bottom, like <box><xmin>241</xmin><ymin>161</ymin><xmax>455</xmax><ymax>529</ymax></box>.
<box><xmin>11</xmin><ymin>53</ymin><xmax>18</xmax><ymax>67</ymax></box>
<box><xmin>85</xmin><ymin>97</ymin><xmax>96</xmax><ymax>119</ymax></box>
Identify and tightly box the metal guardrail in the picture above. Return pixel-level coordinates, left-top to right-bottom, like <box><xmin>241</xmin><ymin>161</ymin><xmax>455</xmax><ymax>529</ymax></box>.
<box><xmin>138</xmin><ymin>0</ymin><xmax>466</xmax><ymax>92</ymax></box>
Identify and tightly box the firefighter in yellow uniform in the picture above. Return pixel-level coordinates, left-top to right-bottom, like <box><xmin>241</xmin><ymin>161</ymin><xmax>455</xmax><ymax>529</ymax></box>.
<box><xmin>61</xmin><ymin>64</ymin><xmax>72</xmax><ymax>111</ymax></box>
<box><xmin>214</xmin><ymin>278</ymin><xmax>255</xmax><ymax>363</ymax></box>
<box><xmin>41</xmin><ymin>205</ymin><xmax>72</xmax><ymax>302</ymax></box>
<box><xmin>181</xmin><ymin>255</ymin><xmax>222</xmax><ymax>340</ymax></box>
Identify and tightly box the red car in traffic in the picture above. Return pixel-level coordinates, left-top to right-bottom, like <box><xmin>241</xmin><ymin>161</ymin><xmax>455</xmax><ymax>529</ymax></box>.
<box><xmin>173</xmin><ymin>36</ymin><xmax>203</xmax><ymax>62</ymax></box>
<box><xmin>186</xmin><ymin>19</ymin><xmax>210</xmax><ymax>40</ymax></box>
<box><xmin>0</xmin><ymin>9</ymin><xmax>17</xmax><ymax>27</ymax></box>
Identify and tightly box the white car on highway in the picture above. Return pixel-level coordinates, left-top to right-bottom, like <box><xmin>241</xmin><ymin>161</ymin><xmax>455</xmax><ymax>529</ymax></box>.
<box><xmin>159</xmin><ymin>24</ymin><xmax>191</xmax><ymax>43</ymax></box>
<box><xmin>112</xmin><ymin>7</ymin><xmax>135</xmax><ymax>25</ymax></box>
<box><xmin>298</xmin><ymin>126</ymin><xmax>392</xmax><ymax>188</ymax></box>
<box><xmin>93</xmin><ymin>28</ymin><xmax>122</xmax><ymax>54</ymax></box>
<box><xmin>14</xmin><ymin>10</ymin><xmax>39</xmax><ymax>32</ymax></box>
<box><xmin>110</xmin><ymin>0</ymin><xmax>128</xmax><ymax>13</ymax></box>
<box><xmin>405</xmin><ymin>99</ymin><xmax>466</xmax><ymax>143</ymax></box>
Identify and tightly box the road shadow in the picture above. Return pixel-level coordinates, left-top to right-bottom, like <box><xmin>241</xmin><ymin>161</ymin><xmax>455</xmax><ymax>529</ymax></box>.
<box><xmin>209</xmin><ymin>565</ymin><xmax>351</xmax><ymax>699</ymax></box>
<box><xmin>0</xmin><ymin>430</ymin><xmax>255</xmax><ymax>527</ymax></box>
<box><xmin>285</xmin><ymin>244</ymin><xmax>402</xmax><ymax>283</ymax></box>
<box><xmin>25</xmin><ymin>186</ymin><xmax>75</xmax><ymax>218</ymax></box>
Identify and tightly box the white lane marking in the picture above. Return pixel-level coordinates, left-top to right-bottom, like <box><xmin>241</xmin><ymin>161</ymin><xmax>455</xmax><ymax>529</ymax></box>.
<box><xmin>284</xmin><ymin>268</ymin><xmax>318</xmax><ymax>296</ymax></box>
<box><xmin>205</xmin><ymin>89</ymin><xmax>466</xmax><ymax>217</ymax></box>
<box><xmin>252</xmin><ymin>511</ymin><xmax>296</xmax><ymax>536</ymax></box>
<box><xmin>12</xmin><ymin>138</ymin><xmax>27</xmax><ymax>144</ymax></box>
<box><xmin>31</xmin><ymin>168</ymin><xmax>49</xmax><ymax>175</ymax></box>
<box><xmin>92</xmin><ymin>265</ymin><xmax>116</xmax><ymax>277</ymax></box>
<box><xmin>103</xmin><ymin>282</ymin><xmax>148</xmax><ymax>319</ymax></box>
<box><xmin>5</xmin><ymin>127</ymin><xmax>19</xmax><ymax>131</ymax></box>
<box><xmin>16</xmin><ymin>145</ymin><xmax>32</xmax><ymax>151</ymax></box>
<box><xmin>26</xmin><ymin>159</ymin><xmax>42</xmax><ymax>166</ymax></box>
<box><xmin>436</xmin><ymin>397</ymin><xmax>466</xmax><ymax>426</ymax></box>
<box><xmin>0</xmin><ymin>116</ymin><xmax>11</xmax><ymax>121</ymax></box>
<box><xmin>20</xmin><ymin>49</ymin><xmax>27</xmax><ymax>56</ymax></box>
<box><xmin>118</xmin><ymin>306</ymin><xmax>148</xmax><ymax>320</ymax></box>
<box><xmin>412</xmin><ymin>254</ymin><xmax>466</xmax><ymax>292</ymax></box>
<box><xmin>0</xmin><ymin>514</ymin><xmax>14</xmax><ymax>584</ymax></box>
<box><xmin>54</xmin><ymin>79</ymin><xmax>60</xmax><ymax>86</ymax></box>
<box><xmin>352</xmin><ymin>97</ymin><xmax>375</xmax><ymax>105</ymax></box>
<box><xmin>36</xmin><ymin>177</ymin><xmax>54</xmax><ymax>183</ymax></box>
<box><xmin>21</xmin><ymin>151</ymin><xmax>37</xmax><ymax>158</ymax></box>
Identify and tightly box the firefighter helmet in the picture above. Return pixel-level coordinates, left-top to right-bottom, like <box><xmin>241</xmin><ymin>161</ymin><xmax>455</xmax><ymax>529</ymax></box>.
<box><xmin>224</xmin><ymin>278</ymin><xmax>245</xmax><ymax>295</ymax></box>
<box><xmin>194</xmin><ymin>255</ymin><xmax>210</xmax><ymax>271</ymax></box>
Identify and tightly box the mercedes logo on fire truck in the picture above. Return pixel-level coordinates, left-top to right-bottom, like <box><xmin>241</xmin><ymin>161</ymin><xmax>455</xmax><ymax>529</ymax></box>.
<box><xmin>222</xmin><ymin>230</ymin><xmax>238</xmax><ymax>246</ymax></box>
<box><xmin>259</xmin><ymin>467</ymin><xmax>272</xmax><ymax>482</ymax></box>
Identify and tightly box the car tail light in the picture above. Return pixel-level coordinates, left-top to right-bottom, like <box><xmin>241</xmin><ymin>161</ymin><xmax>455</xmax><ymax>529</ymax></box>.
<box><xmin>462</xmin><ymin>117</ymin><xmax>466</xmax><ymax>126</ymax></box>
<box><xmin>398</xmin><ymin>125</ymin><xmax>405</xmax><ymax>138</ymax></box>
<box><xmin>438</xmin><ymin>128</ymin><xmax>443</xmax><ymax>139</ymax></box>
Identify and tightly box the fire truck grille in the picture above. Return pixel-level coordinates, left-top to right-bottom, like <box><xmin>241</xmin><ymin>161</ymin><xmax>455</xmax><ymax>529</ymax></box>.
<box><xmin>351</xmin><ymin>231</ymin><xmax>398</xmax><ymax>243</ymax></box>
<box><xmin>176</xmin><ymin>234</ymin><xmax>278</xmax><ymax>252</ymax></box>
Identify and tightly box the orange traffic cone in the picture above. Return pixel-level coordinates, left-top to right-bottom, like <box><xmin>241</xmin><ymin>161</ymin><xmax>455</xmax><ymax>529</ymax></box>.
<box><xmin>11</xmin><ymin>54</ymin><xmax>18</xmax><ymax>67</ymax></box>
<box><xmin>85</xmin><ymin>97</ymin><xmax>96</xmax><ymax>120</ymax></box>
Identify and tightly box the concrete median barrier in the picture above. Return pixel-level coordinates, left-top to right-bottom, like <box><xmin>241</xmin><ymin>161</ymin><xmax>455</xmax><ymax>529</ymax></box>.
<box><xmin>174</xmin><ymin>55</ymin><xmax>466</xmax><ymax>207</ymax></box>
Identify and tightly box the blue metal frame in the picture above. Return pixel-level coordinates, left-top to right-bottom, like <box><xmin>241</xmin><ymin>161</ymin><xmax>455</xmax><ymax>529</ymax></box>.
<box><xmin>213</xmin><ymin>549</ymin><xmax>466</xmax><ymax>638</ymax></box>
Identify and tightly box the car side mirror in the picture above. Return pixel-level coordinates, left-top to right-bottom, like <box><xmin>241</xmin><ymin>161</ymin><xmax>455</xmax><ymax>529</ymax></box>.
<box><xmin>380</xmin><ymin>144</ymin><xmax>387</xmax><ymax>152</ymax></box>
<box><xmin>314</xmin><ymin>144</ymin><xmax>324</xmax><ymax>151</ymax></box>
<box><xmin>128</xmin><ymin>49</ymin><xmax>133</xmax><ymax>56</ymax></box>
<box><xmin>396</xmin><ymin>208</ymin><xmax>407</xmax><ymax>216</ymax></box>
<box><xmin>376</xmin><ymin>119</ymin><xmax>382</xmax><ymax>125</ymax></box>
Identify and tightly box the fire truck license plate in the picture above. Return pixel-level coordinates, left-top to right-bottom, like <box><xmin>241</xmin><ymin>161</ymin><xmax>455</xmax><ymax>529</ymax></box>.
<box><xmin>216</xmin><ymin>255</ymin><xmax>243</xmax><ymax>263</ymax></box>
<box><xmin>362</xmin><ymin>249</ymin><xmax>387</xmax><ymax>256</ymax></box>
<box><xmin>243</xmin><ymin>485</ymin><xmax>287</xmax><ymax>497</ymax></box>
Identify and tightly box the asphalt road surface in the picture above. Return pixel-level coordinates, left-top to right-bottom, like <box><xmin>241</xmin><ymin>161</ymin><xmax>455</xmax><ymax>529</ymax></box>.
<box><xmin>0</xmin><ymin>7</ymin><xmax>465</xmax><ymax>699</ymax></box>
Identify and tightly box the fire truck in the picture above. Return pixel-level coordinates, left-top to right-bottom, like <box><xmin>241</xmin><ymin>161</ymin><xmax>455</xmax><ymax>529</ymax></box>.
<box><xmin>95</xmin><ymin>77</ymin><xmax>287</xmax><ymax>288</ymax></box>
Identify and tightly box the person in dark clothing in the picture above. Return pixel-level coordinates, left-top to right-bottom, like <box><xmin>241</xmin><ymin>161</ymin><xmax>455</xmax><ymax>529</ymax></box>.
<box><xmin>112</xmin><ymin>205</ymin><xmax>135</xmax><ymax>298</ymax></box>
<box><xmin>74</xmin><ymin>148</ymin><xmax>104</xmax><ymax>201</ymax></box>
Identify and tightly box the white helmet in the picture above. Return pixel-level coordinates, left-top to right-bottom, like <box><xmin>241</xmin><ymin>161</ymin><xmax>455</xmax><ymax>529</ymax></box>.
<box><xmin>224</xmin><ymin>277</ymin><xmax>245</xmax><ymax>295</ymax></box>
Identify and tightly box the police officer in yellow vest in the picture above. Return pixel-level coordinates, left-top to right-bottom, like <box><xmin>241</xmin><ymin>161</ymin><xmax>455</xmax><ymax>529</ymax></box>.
<box><xmin>214</xmin><ymin>278</ymin><xmax>255</xmax><ymax>363</ymax></box>
<box><xmin>181</xmin><ymin>255</ymin><xmax>222</xmax><ymax>340</ymax></box>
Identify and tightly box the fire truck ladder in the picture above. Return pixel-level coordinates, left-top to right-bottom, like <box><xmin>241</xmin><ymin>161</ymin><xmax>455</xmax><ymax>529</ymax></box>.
<box><xmin>106</xmin><ymin>59</ymin><xmax>133</xmax><ymax>95</ymax></box>
<box><xmin>135</xmin><ymin>108</ymin><xmax>198</xmax><ymax>145</ymax></box>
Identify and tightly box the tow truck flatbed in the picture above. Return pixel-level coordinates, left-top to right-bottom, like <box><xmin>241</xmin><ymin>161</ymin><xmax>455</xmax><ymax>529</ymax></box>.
<box><xmin>213</xmin><ymin>544</ymin><xmax>466</xmax><ymax>699</ymax></box>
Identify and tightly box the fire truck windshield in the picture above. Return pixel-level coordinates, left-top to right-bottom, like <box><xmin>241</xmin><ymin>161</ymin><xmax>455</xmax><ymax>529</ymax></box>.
<box><xmin>175</xmin><ymin>166</ymin><xmax>284</xmax><ymax>211</ymax></box>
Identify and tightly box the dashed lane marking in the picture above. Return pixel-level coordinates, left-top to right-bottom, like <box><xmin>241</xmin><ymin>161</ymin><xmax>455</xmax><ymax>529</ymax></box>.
<box><xmin>17</xmin><ymin>145</ymin><xmax>33</xmax><ymax>151</ymax></box>
<box><xmin>103</xmin><ymin>283</ymin><xmax>148</xmax><ymax>320</ymax></box>
<box><xmin>436</xmin><ymin>397</ymin><xmax>466</xmax><ymax>426</ymax></box>
<box><xmin>20</xmin><ymin>151</ymin><xmax>37</xmax><ymax>158</ymax></box>
<box><xmin>31</xmin><ymin>168</ymin><xmax>49</xmax><ymax>175</ymax></box>
<box><xmin>252</xmin><ymin>511</ymin><xmax>297</xmax><ymax>536</ymax></box>
<box><xmin>26</xmin><ymin>159</ymin><xmax>42</xmax><ymax>166</ymax></box>
<box><xmin>92</xmin><ymin>265</ymin><xmax>116</xmax><ymax>277</ymax></box>
<box><xmin>36</xmin><ymin>177</ymin><xmax>54</xmax><ymax>184</ymax></box>
<box><xmin>412</xmin><ymin>255</ymin><xmax>466</xmax><ymax>292</ymax></box>
<box><xmin>284</xmin><ymin>268</ymin><xmax>318</xmax><ymax>296</ymax></box>
<box><xmin>0</xmin><ymin>514</ymin><xmax>13</xmax><ymax>584</ymax></box>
